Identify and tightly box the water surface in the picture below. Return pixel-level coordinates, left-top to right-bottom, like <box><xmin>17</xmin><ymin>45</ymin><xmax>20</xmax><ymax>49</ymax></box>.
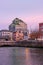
<box><xmin>0</xmin><ymin>47</ymin><xmax>43</xmax><ymax>65</ymax></box>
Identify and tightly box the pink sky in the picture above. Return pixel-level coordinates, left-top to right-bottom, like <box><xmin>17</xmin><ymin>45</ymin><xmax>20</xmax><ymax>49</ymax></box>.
<box><xmin>0</xmin><ymin>15</ymin><xmax>43</xmax><ymax>31</ymax></box>
<box><xmin>0</xmin><ymin>0</ymin><xmax>43</xmax><ymax>31</ymax></box>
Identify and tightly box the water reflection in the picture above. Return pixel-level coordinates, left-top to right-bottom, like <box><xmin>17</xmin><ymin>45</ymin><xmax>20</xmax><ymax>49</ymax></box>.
<box><xmin>0</xmin><ymin>47</ymin><xmax>13</xmax><ymax>65</ymax></box>
<box><xmin>0</xmin><ymin>47</ymin><xmax>43</xmax><ymax>65</ymax></box>
<box><xmin>29</xmin><ymin>48</ymin><xmax>43</xmax><ymax>65</ymax></box>
<box><xmin>25</xmin><ymin>48</ymin><xmax>32</xmax><ymax>65</ymax></box>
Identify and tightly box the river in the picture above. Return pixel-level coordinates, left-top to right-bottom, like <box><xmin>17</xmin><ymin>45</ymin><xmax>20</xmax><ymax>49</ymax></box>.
<box><xmin>0</xmin><ymin>47</ymin><xmax>43</xmax><ymax>65</ymax></box>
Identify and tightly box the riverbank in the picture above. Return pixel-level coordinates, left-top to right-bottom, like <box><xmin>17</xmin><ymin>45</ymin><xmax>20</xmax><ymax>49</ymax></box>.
<box><xmin>0</xmin><ymin>40</ymin><xmax>43</xmax><ymax>48</ymax></box>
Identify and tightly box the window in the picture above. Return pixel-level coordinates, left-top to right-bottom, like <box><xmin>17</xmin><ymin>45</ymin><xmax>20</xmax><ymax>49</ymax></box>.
<box><xmin>24</xmin><ymin>32</ymin><xmax>27</xmax><ymax>36</ymax></box>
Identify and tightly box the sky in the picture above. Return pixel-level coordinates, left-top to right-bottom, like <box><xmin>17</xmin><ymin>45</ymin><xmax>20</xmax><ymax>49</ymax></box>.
<box><xmin>0</xmin><ymin>0</ymin><xmax>43</xmax><ymax>31</ymax></box>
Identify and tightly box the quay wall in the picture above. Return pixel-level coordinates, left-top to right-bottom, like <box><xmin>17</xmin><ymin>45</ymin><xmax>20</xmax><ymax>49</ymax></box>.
<box><xmin>0</xmin><ymin>40</ymin><xmax>43</xmax><ymax>47</ymax></box>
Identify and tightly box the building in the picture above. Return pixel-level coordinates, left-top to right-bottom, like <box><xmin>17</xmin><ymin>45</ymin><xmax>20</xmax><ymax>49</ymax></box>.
<box><xmin>9</xmin><ymin>18</ymin><xmax>29</xmax><ymax>41</ymax></box>
<box><xmin>9</xmin><ymin>23</ymin><xmax>15</xmax><ymax>32</ymax></box>
<box><xmin>9</xmin><ymin>18</ymin><xmax>28</xmax><ymax>39</ymax></box>
<box><xmin>0</xmin><ymin>30</ymin><xmax>13</xmax><ymax>41</ymax></box>
<box><xmin>12</xmin><ymin>31</ymin><xmax>24</xmax><ymax>41</ymax></box>
<box><xmin>9</xmin><ymin>18</ymin><xmax>27</xmax><ymax>32</ymax></box>
<box><xmin>39</xmin><ymin>23</ymin><xmax>43</xmax><ymax>38</ymax></box>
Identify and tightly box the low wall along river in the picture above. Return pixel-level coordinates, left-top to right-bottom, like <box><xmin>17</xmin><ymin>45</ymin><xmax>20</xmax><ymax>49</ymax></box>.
<box><xmin>0</xmin><ymin>40</ymin><xmax>43</xmax><ymax>47</ymax></box>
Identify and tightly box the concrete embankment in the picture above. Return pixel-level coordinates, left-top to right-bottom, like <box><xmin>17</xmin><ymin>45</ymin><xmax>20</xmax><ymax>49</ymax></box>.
<box><xmin>16</xmin><ymin>40</ymin><xmax>43</xmax><ymax>48</ymax></box>
<box><xmin>0</xmin><ymin>41</ymin><xmax>16</xmax><ymax>46</ymax></box>
<box><xmin>0</xmin><ymin>40</ymin><xmax>43</xmax><ymax>47</ymax></box>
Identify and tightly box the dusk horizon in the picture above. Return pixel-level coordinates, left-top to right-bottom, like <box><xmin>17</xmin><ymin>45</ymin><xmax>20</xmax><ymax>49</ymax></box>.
<box><xmin>0</xmin><ymin>0</ymin><xmax>43</xmax><ymax>31</ymax></box>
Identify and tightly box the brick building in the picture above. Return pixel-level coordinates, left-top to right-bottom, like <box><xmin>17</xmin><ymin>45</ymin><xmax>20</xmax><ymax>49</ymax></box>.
<box><xmin>39</xmin><ymin>23</ymin><xmax>43</xmax><ymax>38</ymax></box>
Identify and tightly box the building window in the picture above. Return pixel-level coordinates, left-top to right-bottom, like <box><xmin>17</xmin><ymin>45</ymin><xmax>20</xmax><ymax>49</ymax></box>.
<box><xmin>24</xmin><ymin>32</ymin><xmax>27</xmax><ymax>36</ymax></box>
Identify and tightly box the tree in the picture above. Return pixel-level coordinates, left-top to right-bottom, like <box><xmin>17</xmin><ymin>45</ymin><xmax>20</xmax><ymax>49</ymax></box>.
<box><xmin>30</xmin><ymin>30</ymin><xmax>40</xmax><ymax>40</ymax></box>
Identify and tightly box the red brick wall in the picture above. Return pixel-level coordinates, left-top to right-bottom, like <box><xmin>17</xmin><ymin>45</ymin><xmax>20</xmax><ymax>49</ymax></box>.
<box><xmin>39</xmin><ymin>23</ymin><xmax>43</xmax><ymax>38</ymax></box>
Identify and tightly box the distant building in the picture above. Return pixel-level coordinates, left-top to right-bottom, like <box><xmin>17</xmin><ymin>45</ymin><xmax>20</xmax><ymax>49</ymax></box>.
<box><xmin>13</xmin><ymin>31</ymin><xmax>24</xmax><ymax>41</ymax></box>
<box><xmin>39</xmin><ymin>23</ymin><xmax>43</xmax><ymax>38</ymax></box>
<box><xmin>9</xmin><ymin>18</ymin><xmax>28</xmax><ymax>32</ymax></box>
<box><xmin>0</xmin><ymin>30</ymin><xmax>13</xmax><ymax>41</ymax></box>
<box><xmin>9</xmin><ymin>18</ymin><xmax>29</xmax><ymax>40</ymax></box>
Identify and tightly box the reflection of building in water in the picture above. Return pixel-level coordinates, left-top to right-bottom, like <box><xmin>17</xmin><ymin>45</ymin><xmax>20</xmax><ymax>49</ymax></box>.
<box><xmin>39</xmin><ymin>23</ymin><xmax>43</xmax><ymax>38</ymax></box>
<box><xmin>25</xmin><ymin>48</ymin><xmax>32</xmax><ymax>65</ymax></box>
